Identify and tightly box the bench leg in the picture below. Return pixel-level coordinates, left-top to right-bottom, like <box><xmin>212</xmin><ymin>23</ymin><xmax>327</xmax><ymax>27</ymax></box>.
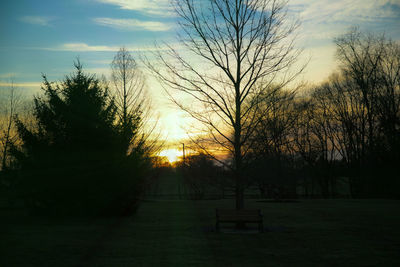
<box><xmin>216</xmin><ymin>221</ymin><xmax>220</xmax><ymax>233</ymax></box>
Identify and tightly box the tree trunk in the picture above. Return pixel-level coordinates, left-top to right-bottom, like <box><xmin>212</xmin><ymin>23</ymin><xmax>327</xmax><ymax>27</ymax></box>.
<box><xmin>235</xmin><ymin>174</ymin><xmax>244</xmax><ymax>210</ymax></box>
<box><xmin>234</xmin><ymin>80</ymin><xmax>244</xmax><ymax>210</ymax></box>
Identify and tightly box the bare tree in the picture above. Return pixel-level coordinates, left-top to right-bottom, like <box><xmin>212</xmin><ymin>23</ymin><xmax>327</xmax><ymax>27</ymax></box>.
<box><xmin>145</xmin><ymin>0</ymin><xmax>304</xmax><ymax>209</ymax></box>
<box><xmin>335</xmin><ymin>29</ymin><xmax>400</xmax><ymax>152</ymax></box>
<box><xmin>250</xmin><ymin>86</ymin><xmax>298</xmax><ymax>198</ymax></box>
<box><xmin>111</xmin><ymin>47</ymin><xmax>160</xmax><ymax>155</ymax></box>
<box><xmin>329</xmin><ymin>28</ymin><xmax>400</xmax><ymax>197</ymax></box>
<box><xmin>0</xmin><ymin>83</ymin><xmax>22</xmax><ymax>170</ymax></box>
<box><xmin>289</xmin><ymin>28</ymin><xmax>400</xmax><ymax>198</ymax></box>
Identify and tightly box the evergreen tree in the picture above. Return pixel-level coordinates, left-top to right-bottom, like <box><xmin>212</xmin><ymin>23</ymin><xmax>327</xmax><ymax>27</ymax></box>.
<box><xmin>12</xmin><ymin>62</ymin><xmax>145</xmax><ymax>215</ymax></box>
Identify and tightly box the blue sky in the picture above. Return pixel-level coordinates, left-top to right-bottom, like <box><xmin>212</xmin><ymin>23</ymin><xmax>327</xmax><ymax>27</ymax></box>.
<box><xmin>0</xmin><ymin>0</ymin><xmax>176</xmax><ymax>85</ymax></box>
<box><xmin>1</xmin><ymin>0</ymin><xmax>400</xmax><ymax>143</ymax></box>
<box><xmin>1</xmin><ymin>0</ymin><xmax>399</xmax><ymax>87</ymax></box>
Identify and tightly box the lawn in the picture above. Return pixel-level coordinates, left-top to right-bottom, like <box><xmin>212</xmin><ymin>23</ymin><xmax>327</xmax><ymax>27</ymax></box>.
<box><xmin>1</xmin><ymin>170</ymin><xmax>400</xmax><ymax>266</ymax></box>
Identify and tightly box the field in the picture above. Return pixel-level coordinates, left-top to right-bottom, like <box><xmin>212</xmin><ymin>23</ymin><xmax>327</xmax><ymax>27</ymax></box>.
<box><xmin>1</xmin><ymin>170</ymin><xmax>400</xmax><ymax>266</ymax></box>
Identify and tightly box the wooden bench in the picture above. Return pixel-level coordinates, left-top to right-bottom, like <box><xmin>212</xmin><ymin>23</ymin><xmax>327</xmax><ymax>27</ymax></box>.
<box><xmin>216</xmin><ymin>209</ymin><xmax>263</xmax><ymax>232</ymax></box>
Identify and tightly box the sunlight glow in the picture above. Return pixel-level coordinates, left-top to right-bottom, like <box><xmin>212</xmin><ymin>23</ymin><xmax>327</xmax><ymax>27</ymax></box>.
<box><xmin>158</xmin><ymin>149</ymin><xmax>182</xmax><ymax>163</ymax></box>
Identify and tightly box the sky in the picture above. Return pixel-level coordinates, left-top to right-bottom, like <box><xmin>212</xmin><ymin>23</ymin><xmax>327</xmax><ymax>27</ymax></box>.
<box><xmin>1</xmin><ymin>0</ymin><xmax>400</xmax><ymax>156</ymax></box>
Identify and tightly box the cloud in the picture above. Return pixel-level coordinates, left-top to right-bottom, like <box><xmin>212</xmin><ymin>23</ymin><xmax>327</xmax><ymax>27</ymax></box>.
<box><xmin>0</xmin><ymin>82</ymin><xmax>42</xmax><ymax>88</ymax></box>
<box><xmin>44</xmin><ymin>43</ymin><xmax>172</xmax><ymax>52</ymax></box>
<box><xmin>93</xmin><ymin>17</ymin><xmax>171</xmax><ymax>32</ymax></box>
<box><xmin>84</xmin><ymin>67</ymin><xmax>111</xmax><ymax>76</ymax></box>
<box><xmin>19</xmin><ymin>16</ymin><xmax>53</xmax><ymax>26</ymax></box>
<box><xmin>287</xmin><ymin>0</ymin><xmax>400</xmax><ymax>44</ymax></box>
<box><xmin>48</xmin><ymin>43</ymin><xmax>120</xmax><ymax>52</ymax></box>
<box><xmin>94</xmin><ymin>0</ymin><xmax>173</xmax><ymax>16</ymax></box>
<box><xmin>289</xmin><ymin>0</ymin><xmax>400</xmax><ymax>24</ymax></box>
<box><xmin>0</xmin><ymin>73</ymin><xmax>17</xmax><ymax>79</ymax></box>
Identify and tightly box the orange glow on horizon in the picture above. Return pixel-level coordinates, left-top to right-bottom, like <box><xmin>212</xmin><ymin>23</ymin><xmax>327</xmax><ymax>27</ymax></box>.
<box><xmin>158</xmin><ymin>148</ymin><xmax>182</xmax><ymax>163</ymax></box>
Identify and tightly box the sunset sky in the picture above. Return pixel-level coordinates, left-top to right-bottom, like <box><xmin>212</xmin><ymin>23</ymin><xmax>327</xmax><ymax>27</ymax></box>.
<box><xmin>1</xmin><ymin>0</ymin><xmax>400</xmax><ymax>158</ymax></box>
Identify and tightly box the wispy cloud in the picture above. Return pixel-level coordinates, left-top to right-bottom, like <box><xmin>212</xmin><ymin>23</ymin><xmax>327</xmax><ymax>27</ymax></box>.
<box><xmin>48</xmin><ymin>43</ymin><xmax>119</xmax><ymax>52</ymax></box>
<box><xmin>286</xmin><ymin>0</ymin><xmax>400</xmax><ymax>82</ymax></box>
<box><xmin>0</xmin><ymin>82</ymin><xmax>42</xmax><ymax>88</ymax></box>
<box><xmin>291</xmin><ymin>0</ymin><xmax>400</xmax><ymax>24</ymax></box>
<box><xmin>288</xmin><ymin>0</ymin><xmax>400</xmax><ymax>43</ymax></box>
<box><xmin>94</xmin><ymin>0</ymin><xmax>173</xmax><ymax>16</ymax></box>
<box><xmin>0</xmin><ymin>73</ymin><xmax>18</xmax><ymax>79</ymax></box>
<box><xmin>93</xmin><ymin>17</ymin><xmax>171</xmax><ymax>32</ymax></box>
<box><xmin>19</xmin><ymin>16</ymin><xmax>54</xmax><ymax>26</ymax></box>
<box><xmin>84</xmin><ymin>67</ymin><xmax>111</xmax><ymax>76</ymax></box>
<box><xmin>289</xmin><ymin>0</ymin><xmax>400</xmax><ymax>23</ymax></box>
<box><xmin>44</xmin><ymin>43</ymin><xmax>173</xmax><ymax>52</ymax></box>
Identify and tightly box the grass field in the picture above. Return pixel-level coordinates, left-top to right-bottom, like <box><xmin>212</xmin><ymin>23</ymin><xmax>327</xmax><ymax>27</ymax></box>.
<box><xmin>1</xmin><ymin>170</ymin><xmax>400</xmax><ymax>266</ymax></box>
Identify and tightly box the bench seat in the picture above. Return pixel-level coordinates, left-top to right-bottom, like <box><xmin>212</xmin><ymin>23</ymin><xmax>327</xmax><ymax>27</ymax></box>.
<box><xmin>216</xmin><ymin>209</ymin><xmax>263</xmax><ymax>232</ymax></box>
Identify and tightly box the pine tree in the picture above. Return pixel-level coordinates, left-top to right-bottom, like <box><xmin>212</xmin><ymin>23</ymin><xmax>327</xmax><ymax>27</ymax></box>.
<box><xmin>12</xmin><ymin>62</ymin><xmax>145</xmax><ymax>215</ymax></box>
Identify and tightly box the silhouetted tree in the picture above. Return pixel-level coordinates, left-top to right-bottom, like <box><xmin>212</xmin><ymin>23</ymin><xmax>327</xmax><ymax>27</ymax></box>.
<box><xmin>0</xmin><ymin>83</ymin><xmax>22</xmax><ymax>171</ymax></box>
<box><xmin>326</xmin><ymin>29</ymin><xmax>400</xmax><ymax>197</ymax></box>
<box><xmin>249</xmin><ymin>86</ymin><xmax>298</xmax><ymax>198</ymax></box>
<box><xmin>145</xmin><ymin>0</ymin><xmax>304</xmax><ymax>209</ymax></box>
<box><xmin>11</xmin><ymin>62</ymin><xmax>146</xmax><ymax>215</ymax></box>
<box><xmin>112</xmin><ymin>47</ymin><xmax>162</xmax><ymax>158</ymax></box>
<box><xmin>295</xmin><ymin>86</ymin><xmax>343</xmax><ymax>198</ymax></box>
<box><xmin>180</xmin><ymin>153</ymin><xmax>226</xmax><ymax>199</ymax></box>
<box><xmin>293</xmin><ymin>29</ymin><xmax>400</xmax><ymax>198</ymax></box>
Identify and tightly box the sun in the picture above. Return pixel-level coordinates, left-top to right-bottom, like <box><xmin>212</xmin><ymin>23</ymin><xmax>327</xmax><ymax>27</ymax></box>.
<box><xmin>159</xmin><ymin>149</ymin><xmax>182</xmax><ymax>163</ymax></box>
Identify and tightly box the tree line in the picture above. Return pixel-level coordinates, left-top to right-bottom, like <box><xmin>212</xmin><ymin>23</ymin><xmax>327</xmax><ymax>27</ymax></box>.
<box><xmin>1</xmin><ymin>0</ymin><xmax>399</xmax><ymax>216</ymax></box>
<box><xmin>179</xmin><ymin>28</ymin><xmax>400</xmax><ymax>200</ymax></box>
<box><xmin>143</xmin><ymin>0</ymin><xmax>399</xmax><ymax>206</ymax></box>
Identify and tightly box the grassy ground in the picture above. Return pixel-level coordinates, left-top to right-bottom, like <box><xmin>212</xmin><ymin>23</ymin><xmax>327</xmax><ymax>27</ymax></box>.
<box><xmin>1</xmin><ymin>170</ymin><xmax>400</xmax><ymax>266</ymax></box>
